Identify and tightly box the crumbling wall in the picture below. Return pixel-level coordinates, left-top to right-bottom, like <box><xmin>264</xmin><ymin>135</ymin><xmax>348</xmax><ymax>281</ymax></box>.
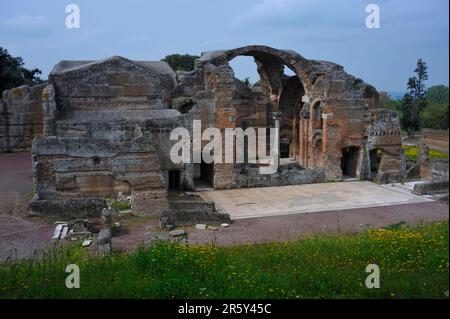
<box><xmin>367</xmin><ymin>109</ymin><xmax>403</xmax><ymax>183</ymax></box>
<box><xmin>30</xmin><ymin>57</ymin><xmax>177</xmax><ymax>217</ymax></box>
<box><xmin>0</xmin><ymin>84</ymin><xmax>45</xmax><ymax>152</ymax></box>
<box><xmin>419</xmin><ymin>140</ymin><xmax>449</xmax><ymax>182</ymax></box>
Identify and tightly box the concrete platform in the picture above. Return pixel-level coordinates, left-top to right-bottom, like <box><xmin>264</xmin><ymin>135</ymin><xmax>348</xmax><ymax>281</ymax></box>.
<box><xmin>200</xmin><ymin>181</ymin><xmax>432</xmax><ymax>219</ymax></box>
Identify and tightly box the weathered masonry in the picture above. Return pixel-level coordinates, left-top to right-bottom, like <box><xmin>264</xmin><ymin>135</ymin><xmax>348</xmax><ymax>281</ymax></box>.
<box><xmin>10</xmin><ymin>45</ymin><xmax>402</xmax><ymax>218</ymax></box>
<box><xmin>0</xmin><ymin>84</ymin><xmax>45</xmax><ymax>152</ymax></box>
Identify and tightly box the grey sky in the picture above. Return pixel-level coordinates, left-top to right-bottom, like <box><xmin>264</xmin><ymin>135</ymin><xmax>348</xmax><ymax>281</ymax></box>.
<box><xmin>1</xmin><ymin>0</ymin><xmax>448</xmax><ymax>92</ymax></box>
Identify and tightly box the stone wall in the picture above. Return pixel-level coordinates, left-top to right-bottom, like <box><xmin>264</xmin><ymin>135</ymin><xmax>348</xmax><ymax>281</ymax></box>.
<box><xmin>0</xmin><ymin>84</ymin><xmax>45</xmax><ymax>152</ymax></box>
<box><xmin>30</xmin><ymin>57</ymin><xmax>176</xmax><ymax>217</ymax></box>
<box><xmin>419</xmin><ymin>143</ymin><xmax>449</xmax><ymax>182</ymax></box>
<box><xmin>233</xmin><ymin>165</ymin><xmax>326</xmax><ymax>188</ymax></box>
<box><xmin>163</xmin><ymin>200</ymin><xmax>230</xmax><ymax>227</ymax></box>
<box><xmin>366</xmin><ymin>109</ymin><xmax>403</xmax><ymax>183</ymax></box>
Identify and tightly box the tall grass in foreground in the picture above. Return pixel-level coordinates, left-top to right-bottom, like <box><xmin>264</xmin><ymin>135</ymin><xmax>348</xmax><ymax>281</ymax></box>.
<box><xmin>0</xmin><ymin>221</ymin><xmax>448</xmax><ymax>298</ymax></box>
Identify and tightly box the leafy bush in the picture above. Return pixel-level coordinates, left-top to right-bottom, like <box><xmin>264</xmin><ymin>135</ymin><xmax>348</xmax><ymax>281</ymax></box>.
<box><xmin>402</xmin><ymin>145</ymin><xmax>448</xmax><ymax>161</ymax></box>
<box><xmin>161</xmin><ymin>54</ymin><xmax>199</xmax><ymax>72</ymax></box>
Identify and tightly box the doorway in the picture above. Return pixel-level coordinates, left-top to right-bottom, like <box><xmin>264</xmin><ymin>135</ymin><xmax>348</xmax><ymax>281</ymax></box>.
<box><xmin>194</xmin><ymin>161</ymin><xmax>214</xmax><ymax>188</ymax></box>
<box><xmin>168</xmin><ymin>170</ymin><xmax>181</xmax><ymax>191</ymax></box>
<box><xmin>340</xmin><ymin>147</ymin><xmax>360</xmax><ymax>178</ymax></box>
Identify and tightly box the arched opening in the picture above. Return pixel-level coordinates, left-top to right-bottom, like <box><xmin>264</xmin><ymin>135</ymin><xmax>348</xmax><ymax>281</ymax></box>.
<box><xmin>312</xmin><ymin>101</ymin><xmax>323</xmax><ymax>130</ymax></box>
<box><xmin>229</xmin><ymin>56</ymin><xmax>260</xmax><ymax>88</ymax></box>
<box><xmin>312</xmin><ymin>135</ymin><xmax>323</xmax><ymax>167</ymax></box>
<box><xmin>228</xmin><ymin>54</ymin><xmax>305</xmax><ymax>167</ymax></box>
<box><xmin>278</xmin><ymin>75</ymin><xmax>305</xmax><ymax>160</ymax></box>
<box><xmin>229</xmin><ymin>56</ymin><xmax>266</xmax><ymax>129</ymax></box>
<box><xmin>178</xmin><ymin>100</ymin><xmax>194</xmax><ymax>114</ymax></box>
<box><xmin>204</xmin><ymin>47</ymin><xmax>313</xmax><ymax>178</ymax></box>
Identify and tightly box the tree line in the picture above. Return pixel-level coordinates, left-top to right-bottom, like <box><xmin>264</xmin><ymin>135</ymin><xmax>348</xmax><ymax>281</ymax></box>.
<box><xmin>379</xmin><ymin>59</ymin><xmax>449</xmax><ymax>135</ymax></box>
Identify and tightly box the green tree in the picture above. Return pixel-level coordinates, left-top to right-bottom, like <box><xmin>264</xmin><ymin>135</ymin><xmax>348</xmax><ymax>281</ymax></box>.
<box><xmin>242</xmin><ymin>77</ymin><xmax>251</xmax><ymax>88</ymax></box>
<box><xmin>161</xmin><ymin>54</ymin><xmax>199</xmax><ymax>72</ymax></box>
<box><xmin>0</xmin><ymin>47</ymin><xmax>45</xmax><ymax>95</ymax></box>
<box><xmin>426</xmin><ymin>85</ymin><xmax>449</xmax><ymax>104</ymax></box>
<box><xmin>399</xmin><ymin>58</ymin><xmax>428</xmax><ymax>136</ymax></box>
<box><xmin>421</xmin><ymin>103</ymin><xmax>449</xmax><ymax>129</ymax></box>
<box><xmin>420</xmin><ymin>85</ymin><xmax>449</xmax><ymax>129</ymax></box>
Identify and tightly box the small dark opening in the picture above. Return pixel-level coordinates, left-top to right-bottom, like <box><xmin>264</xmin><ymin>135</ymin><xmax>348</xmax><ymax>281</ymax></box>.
<box><xmin>340</xmin><ymin>147</ymin><xmax>359</xmax><ymax>178</ymax></box>
<box><xmin>168</xmin><ymin>170</ymin><xmax>180</xmax><ymax>191</ymax></box>
<box><xmin>370</xmin><ymin>148</ymin><xmax>383</xmax><ymax>174</ymax></box>
<box><xmin>194</xmin><ymin>161</ymin><xmax>214</xmax><ymax>187</ymax></box>
<box><xmin>200</xmin><ymin>162</ymin><xmax>214</xmax><ymax>185</ymax></box>
<box><xmin>179</xmin><ymin>100</ymin><xmax>194</xmax><ymax>114</ymax></box>
<box><xmin>280</xmin><ymin>138</ymin><xmax>290</xmax><ymax>158</ymax></box>
<box><xmin>93</xmin><ymin>157</ymin><xmax>101</xmax><ymax>165</ymax></box>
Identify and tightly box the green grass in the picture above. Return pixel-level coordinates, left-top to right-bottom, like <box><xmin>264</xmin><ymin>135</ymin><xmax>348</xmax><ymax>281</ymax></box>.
<box><xmin>106</xmin><ymin>198</ymin><xmax>131</xmax><ymax>211</ymax></box>
<box><xmin>0</xmin><ymin>221</ymin><xmax>448</xmax><ymax>299</ymax></box>
<box><xmin>402</xmin><ymin>145</ymin><xmax>448</xmax><ymax>161</ymax></box>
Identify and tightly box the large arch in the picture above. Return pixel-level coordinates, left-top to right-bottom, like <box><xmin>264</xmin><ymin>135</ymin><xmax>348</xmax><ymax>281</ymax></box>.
<box><xmin>199</xmin><ymin>45</ymin><xmax>314</xmax><ymax>95</ymax></box>
<box><xmin>217</xmin><ymin>47</ymin><xmax>308</xmax><ymax>164</ymax></box>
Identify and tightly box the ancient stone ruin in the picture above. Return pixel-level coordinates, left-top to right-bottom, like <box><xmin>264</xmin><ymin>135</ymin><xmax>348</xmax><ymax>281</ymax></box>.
<box><xmin>0</xmin><ymin>45</ymin><xmax>403</xmax><ymax>222</ymax></box>
<box><xmin>0</xmin><ymin>84</ymin><xmax>45</xmax><ymax>152</ymax></box>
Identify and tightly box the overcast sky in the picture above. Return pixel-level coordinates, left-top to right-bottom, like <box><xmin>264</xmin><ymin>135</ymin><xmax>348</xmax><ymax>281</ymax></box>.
<box><xmin>1</xmin><ymin>0</ymin><xmax>448</xmax><ymax>92</ymax></box>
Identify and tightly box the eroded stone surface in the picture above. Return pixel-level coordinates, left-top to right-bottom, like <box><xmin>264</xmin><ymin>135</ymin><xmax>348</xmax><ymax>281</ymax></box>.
<box><xmin>0</xmin><ymin>84</ymin><xmax>45</xmax><ymax>152</ymax></box>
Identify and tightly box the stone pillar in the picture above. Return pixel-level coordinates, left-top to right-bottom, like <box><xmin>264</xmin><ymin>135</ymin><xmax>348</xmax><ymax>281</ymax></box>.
<box><xmin>98</xmin><ymin>208</ymin><xmax>113</xmax><ymax>257</ymax></box>
<box><xmin>298</xmin><ymin>111</ymin><xmax>304</xmax><ymax>166</ymax></box>
<box><xmin>242</xmin><ymin>121</ymin><xmax>249</xmax><ymax>173</ymax></box>
<box><xmin>291</xmin><ymin>114</ymin><xmax>298</xmax><ymax>159</ymax></box>
<box><xmin>272</xmin><ymin>111</ymin><xmax>282</xmax><ymax>170</ymax></box>
<box><xmin>42</xmin><ymin>84</ymin><xmax>57</xmax><ymax>136</ymax></box>
<box><xmin>299</xmin><ymin>104</ymin><xmax>310</xmax><ymax>167</ymax></box>
<box><xmin>419</xmin><ymin>143</ymin><xmax>432</xmax><ymax>181</ymax></box>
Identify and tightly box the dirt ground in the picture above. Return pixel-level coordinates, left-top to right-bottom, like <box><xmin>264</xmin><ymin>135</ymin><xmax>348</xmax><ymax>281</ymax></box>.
<box><xmin>0</xmin><ymin>151</ymin><xmax>34</xmax><ymax>216</ymax></box>
<box><xmin>112</xmin><ymin>201</ymin><xmax>448</xmax><ymax>251</ymax></box>
<box><xmin>0</xmin><ymin>152</ymin><xmax>448</xmax><ymax>261</ymax></box>
<box><xmin>0</xmin><ymin>152</ymin><xmax>54</xmax><ymax>261</ymax></box>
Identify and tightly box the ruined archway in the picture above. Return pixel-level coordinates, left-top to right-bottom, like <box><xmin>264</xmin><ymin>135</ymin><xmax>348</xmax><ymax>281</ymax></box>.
<box><xmin>199</xmin><ymin>45</ymin><xmax>314</xmax><ymax>93</ymax></box>
<box><xmin>172</xmin><ymin>45</ymin><xmax>400</xmax><ymax>189</ymax></box>
<box><xmin>203</xmin><ymin>46</ymin><xmax>311</xmax><ymax>168</ymax></box>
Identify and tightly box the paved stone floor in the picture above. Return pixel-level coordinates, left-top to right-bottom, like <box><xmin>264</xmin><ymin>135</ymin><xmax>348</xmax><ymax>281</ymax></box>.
<box><xmin>0</xmin><ymin>214</ymin><xmax>54</xmax><ymax>261</ymax></box>
<box><xmin>201</xmin><ymin>181</ymin><xmax>432</xmax><ymax>219</ymax></box>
